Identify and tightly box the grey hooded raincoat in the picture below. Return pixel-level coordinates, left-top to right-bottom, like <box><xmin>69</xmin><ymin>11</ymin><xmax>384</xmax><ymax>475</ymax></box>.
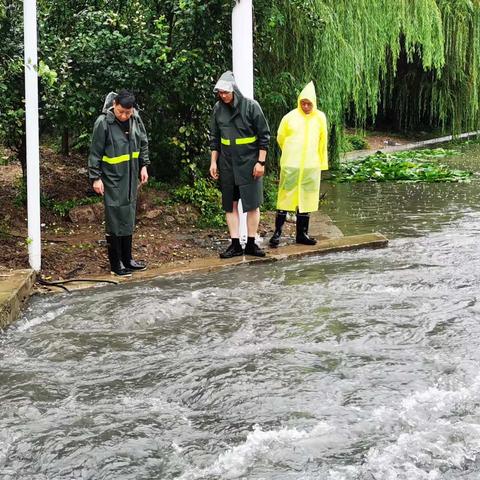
<box><xmin>209</xmin><ymin>71</ymin><xmax>270</xmax><ymax>212</ymax></box>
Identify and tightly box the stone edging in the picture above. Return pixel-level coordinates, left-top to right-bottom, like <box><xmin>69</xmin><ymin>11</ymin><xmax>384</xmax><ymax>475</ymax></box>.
<box><xmin>0</xmin><ymin>269</ymin><xmax>36</xmax><ymax>331</ymax></box>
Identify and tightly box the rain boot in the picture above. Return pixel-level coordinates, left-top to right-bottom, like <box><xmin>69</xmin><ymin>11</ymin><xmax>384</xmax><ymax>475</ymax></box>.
<box><xmin>296</xmin><ymin>213</ymin><xmax>317</xmax><ymax>245</ymax></box>
<box><xmin>269</xmin><ymin>211</ymin><xmax>287</xmax><ymax>247</ymax></box>
<box><xmin>106</xmin><ymin>235</ymin><xmax>132</xmax><ymax>276</ymax></box>
<box><xmin>121</xmin><ymin>235</ymin><xmax>147</xmax><ymax>271</ymax></box>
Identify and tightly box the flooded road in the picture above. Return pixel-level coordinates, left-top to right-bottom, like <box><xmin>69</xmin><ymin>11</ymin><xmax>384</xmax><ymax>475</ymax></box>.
<box><xmin>2</xmin><ymin>144</ymin><xmax>480</xmax><ymax>479</ymax></box>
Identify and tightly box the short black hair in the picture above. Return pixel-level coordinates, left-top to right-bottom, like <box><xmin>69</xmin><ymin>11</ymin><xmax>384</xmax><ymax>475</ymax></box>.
<box><xmin>115</xmin><ymin>89</ymin><xmax>136</xmax><ymax>109</ymax></box>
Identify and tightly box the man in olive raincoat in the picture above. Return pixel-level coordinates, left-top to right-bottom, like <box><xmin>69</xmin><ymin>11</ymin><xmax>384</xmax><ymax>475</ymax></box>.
<box><xmin>269</xmin><ymin>81</ymin><xmax>328</xmax><ymax>247</ymax></box>
<box><xmin>209</xmin><ymin>71</ymin><xmax>271</xmax><ymax>258</ymax></box>
<box><xmin>88</xmin><ymin>90</ymin><xmax>150</xmax><ymax>276</ymax></box>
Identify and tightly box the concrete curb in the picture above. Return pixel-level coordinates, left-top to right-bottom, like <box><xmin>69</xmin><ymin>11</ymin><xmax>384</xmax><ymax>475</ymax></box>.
<box><xmin>36</xmin><ymin>232</ymin><xmax>388</xmax><ymax>294</ymax></box>
<box><xmin>0</xmin><ymin>269</ymin><xmax>36</xmax><ymax>330</ymax></box>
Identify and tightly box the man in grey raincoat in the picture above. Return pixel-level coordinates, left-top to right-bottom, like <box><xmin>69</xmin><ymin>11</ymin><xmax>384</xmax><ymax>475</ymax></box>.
<box><xmin>88</xmin><ymin>89</ymin><xmax>150</xmax><ymax>276</ymax></box>
<box><xmin>209</xmin><ymin>71</ymin><xmax>270</xmax><ymax>258</ymax></box>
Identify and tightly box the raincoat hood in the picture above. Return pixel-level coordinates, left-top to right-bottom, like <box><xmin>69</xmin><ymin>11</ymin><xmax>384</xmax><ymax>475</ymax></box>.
<box><xmin>102</xmin><ymin>91</ymin><xmax>117</xmax><ymax>113</ymax></box>
<box><xmin>214</xmin><ymin>71</ymin><xmax>244</xmax><ymax>105</ymax></box>
<box><xmin>297</xmin><ymin>81</ymin><xmax>317</xmax><ymax>115</ymax></box>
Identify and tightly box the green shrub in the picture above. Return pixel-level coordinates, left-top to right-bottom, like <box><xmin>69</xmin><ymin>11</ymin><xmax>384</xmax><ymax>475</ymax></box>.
<box><xmin>341</xmin><ymin>133</ymin><xmax>369</xmax><ymax>152</ymax></box>
<box><xmin>173</xmin><ymin>177</ymin><xmax>225</xmax><ymax>228</ymax></box>
<box><xmin>263</xmin><ymin>174</ymin><xmax>279</xmax><ymax>211</ymax></box>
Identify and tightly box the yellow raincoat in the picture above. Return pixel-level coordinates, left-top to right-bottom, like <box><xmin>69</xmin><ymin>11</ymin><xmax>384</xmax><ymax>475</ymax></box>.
<box><xmin>276</xmin><ymin>81</ymin><xmax>328</xmax><ymax>213</ymax></box>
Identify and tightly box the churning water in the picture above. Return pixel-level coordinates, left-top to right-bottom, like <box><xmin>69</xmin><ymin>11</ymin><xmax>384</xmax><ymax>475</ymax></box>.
<box><xmin>2</xmin><ymin>144</ymin><xmax>480</xmax><ymax>479</ymax></box>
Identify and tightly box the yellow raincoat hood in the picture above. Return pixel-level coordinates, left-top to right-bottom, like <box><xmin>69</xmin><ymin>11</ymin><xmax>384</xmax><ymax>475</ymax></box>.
<box><xmin>275</xmin><ymin>81</ymin><xmax>328</xmax><ymax>213</ymax></box>
<box><xmin>297</xmin><ymin>81</ymin><xmax>317</xmax><ymax>114</ymax></box>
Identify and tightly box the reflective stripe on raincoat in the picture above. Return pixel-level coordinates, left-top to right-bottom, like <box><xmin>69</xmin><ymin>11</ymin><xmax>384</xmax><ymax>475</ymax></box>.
<box><xmin>276</xmin><ymin>81</ymin><xmax>328</xmax><ymax>213</ymax></box>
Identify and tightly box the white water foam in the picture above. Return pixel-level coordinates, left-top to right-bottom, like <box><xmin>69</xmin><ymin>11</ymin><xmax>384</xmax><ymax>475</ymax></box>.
<box><xmin>330</xmin><ymin>376</ymin><xmax>480</xmax><ymax>480</ymax></box>
<box><xmin>179</xmin><ymin>423</ymin><xmax>331</xmax><ymax>480</ymax></box>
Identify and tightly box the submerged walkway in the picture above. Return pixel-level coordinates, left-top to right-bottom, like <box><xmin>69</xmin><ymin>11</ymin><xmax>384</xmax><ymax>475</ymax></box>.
<box><xmin>34</xmin><ymin>211</ymin><xmax>387</xmax><ymax>291</ymax></box>
<box><xmin>344</xmin><ymin>129</ymin><xmax>480</xmax><ymax>162</ymax></box>
<box><xmin>0</xmin><ymin>212</ymin><xmax>387</xmax><ymax>328</ymax></box>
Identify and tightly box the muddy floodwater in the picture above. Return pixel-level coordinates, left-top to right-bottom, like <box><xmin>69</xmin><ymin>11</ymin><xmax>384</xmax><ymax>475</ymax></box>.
<box><xmin>2</xmin><ymin>144</ymin><xmax>480</xmax><ymax>479</ymax></box>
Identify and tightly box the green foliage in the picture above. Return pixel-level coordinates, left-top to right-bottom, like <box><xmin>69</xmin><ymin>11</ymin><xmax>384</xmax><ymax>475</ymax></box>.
<box><xmin>172</xmin><ymin>177</ymin><xmax>225</xmax><ymax>228</ymax></box>
<box><xmin>255</xmin><ymin>0</ymin><xmax>480</xmax><ymax>168</ymax></box>
<box><xmin>332</xmin><ymin>148</ymin><xmax>472</xmax><ymax>183</ymax></box>
<box><xmin>14</xmin><ymin>178</ymin><xmax>28</xmax><ymax>207</ymax></box>
<box><xmin>262</xmin><ymin>174</ymin><xmax>279</xmax><ymax>211</ymax></box>
<box><xmin>50</xmin><ymin>197</ymin><xmax>102</xmax><ymax>217</ymax></box>
<box><xmin>13</xmin><ymin>176</ymin><xmax>101</xmax><ymax>215</ymax></box>
<box><xmin>145</xmin><ymin>178</ymin><xmax>173</xmax><ymax>193</ymax></box>
<box><xmin>341</xmin><ymin>133</ymin><xmax>369</xmax><ymax>152</ymax></box>
<box><xmin>2</xmin><ymin>0</ymin><xmax>480</xmax><ymax>178</ymax></box>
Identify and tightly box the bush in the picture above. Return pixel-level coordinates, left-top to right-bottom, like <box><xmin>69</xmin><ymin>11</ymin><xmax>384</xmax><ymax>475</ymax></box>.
<box><xmin>263</xmin><ymin>174</ymin><xmax>279</xmax><ymax>211</ymax></box>
<box><xmin>172</xmin><ymin>177</ymin><xmax>225</xmax><ymax>228</ymax></box>
<box><xmin>342</xmin><ymin>133</ymin><xmax>369</xmax><ymax>152</ymax></box>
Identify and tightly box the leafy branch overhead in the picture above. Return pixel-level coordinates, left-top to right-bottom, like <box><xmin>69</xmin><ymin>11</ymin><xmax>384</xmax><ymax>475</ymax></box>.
<box><xmin>1</xmin><ymin>0</ymin><xmax>480</xmax><ymax>177</ymax></box>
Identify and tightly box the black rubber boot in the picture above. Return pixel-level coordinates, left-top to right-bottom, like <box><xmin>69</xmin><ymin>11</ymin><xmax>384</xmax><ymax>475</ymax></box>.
<box><xmin>121</xmin><ymin>235</ymin><xmax>147</xmax><ymax>271</ymax></box>
<box><xmin>269</xmin><ymin>211</ymin><xmax>287</xmax><ymax>247</ymax></box>
<box><xmin>244</xmin><ymin>237</ymin><xmax>266</xmax><ymax>257</ymax></box>
<box><xmin>106</xmin><ymin>235</ymin><xmax>132</xmax><ymax>276</ymax></box>
<box><xmin>296</xmin><ymin>214</ymin><xmax>317</xmax><ymax>245</ymax></box>
<box><xmin>220</xmin><ymin>238</ymin><xmax>244</xmax><ymax>259</ymax></box>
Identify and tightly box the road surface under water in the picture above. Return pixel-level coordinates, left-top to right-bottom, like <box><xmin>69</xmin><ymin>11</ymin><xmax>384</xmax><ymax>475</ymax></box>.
<box><xmin>2</xmin><ymin>144</ymin><xmax>480</xmax><ymax>479</ymax></box>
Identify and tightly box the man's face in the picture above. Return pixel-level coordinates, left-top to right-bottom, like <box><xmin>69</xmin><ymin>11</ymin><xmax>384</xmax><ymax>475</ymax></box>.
<box><xmin>218</xmin><ymin>89</ymin><xmax>234</xmax><ymax>104</ymax></box>
<box><xmin>300</xmin><ymin>99</ymin><xmax>313</xmax><ymax>115</ymax></box>
<box><xmin>113</xmin><ymin>102</ymin><xmax>134</xmax><ymax>122</ymax></box>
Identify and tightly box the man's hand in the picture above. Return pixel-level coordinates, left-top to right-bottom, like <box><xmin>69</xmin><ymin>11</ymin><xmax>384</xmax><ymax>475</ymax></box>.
<box><xmin>93</xmin><ymin>179</ymin><xmax>104</xmax><ymax>196</ymax></box>
<box><xmin>210</xmin><ymin>161</ymin><xmax>219</xmax><ymax>180</ymax></box>
<box><xmin>253</xmin><ymin>162</ymin><xmax>265</xmax><ymax>178</ymax></box>
<box><xmin>140</xmin><ymin>166</ymin><xmax>149</xmax><ymax>184</ymax></box>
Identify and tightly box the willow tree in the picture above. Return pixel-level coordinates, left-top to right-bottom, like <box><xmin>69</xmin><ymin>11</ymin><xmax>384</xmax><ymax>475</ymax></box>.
<box><xmin>255</xmin><ymin>0</ymin><xmax>480</xmax><ymax>167</ymax></box>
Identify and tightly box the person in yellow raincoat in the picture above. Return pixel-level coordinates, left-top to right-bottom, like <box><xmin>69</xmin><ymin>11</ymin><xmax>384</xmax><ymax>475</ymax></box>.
<box><xmin>269</xmin><ymin>81</ymin><xmax>328</xmax><ymax>247</ymax></box>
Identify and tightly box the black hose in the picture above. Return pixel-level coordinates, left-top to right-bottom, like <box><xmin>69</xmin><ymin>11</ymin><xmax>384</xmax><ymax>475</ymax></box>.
<box><xmin>37</xmin><ymin>277</ymin><xmax>119</xmax><ymax>293</ymax></box>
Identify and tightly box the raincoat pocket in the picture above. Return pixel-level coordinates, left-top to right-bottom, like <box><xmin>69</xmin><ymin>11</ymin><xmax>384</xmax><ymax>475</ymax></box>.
<box><xmin>105</xmin><ymin>186</ymin><xmax>120</xmax><ymax>207</ymax></box>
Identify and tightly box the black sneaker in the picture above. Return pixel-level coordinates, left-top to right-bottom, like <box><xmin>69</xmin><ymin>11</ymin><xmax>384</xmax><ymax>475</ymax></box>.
<box><xmin>244</xmin><ymin>243</ymin><xmax>266</xmax><ymax>257</ymax></box>
<box><xmin>219</xmin><ymin>243</ymin><xmax>244</xmax><ymax>259</ymax></box>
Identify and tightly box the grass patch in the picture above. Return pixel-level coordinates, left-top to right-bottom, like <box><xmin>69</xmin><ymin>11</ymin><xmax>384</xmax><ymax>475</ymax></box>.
<box><xmin>50</xmin><ymin>197</ymin><xmax>102</xmax><ymax>217</ymax></box>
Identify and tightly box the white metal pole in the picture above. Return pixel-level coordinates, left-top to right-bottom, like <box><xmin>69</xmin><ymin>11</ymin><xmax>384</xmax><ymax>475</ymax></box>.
<box><xmin>232</xmin><ymin>0</ymin><xmax>253</xmax><ymax>245</ymax></box>
<box><xmin>24</xmin><ymin>0</ymin><xmax>42</xmax><ymax>271</ymax></box>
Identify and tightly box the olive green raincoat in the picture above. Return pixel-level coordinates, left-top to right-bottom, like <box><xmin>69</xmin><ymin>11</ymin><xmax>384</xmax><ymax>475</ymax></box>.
<box><xmin>88</xmin><ymin>101</ymin><xmax>149</xmax><ymax>236</ymax></box>
<box><xmin>210</xmin><ymin>71</ymin><xmax>271</xmax><ymax>212</ymax></box>
<box><xmin>276</xmin><ymin>81</ymin><xmax>328</xmax><ymax>213</ymax></box>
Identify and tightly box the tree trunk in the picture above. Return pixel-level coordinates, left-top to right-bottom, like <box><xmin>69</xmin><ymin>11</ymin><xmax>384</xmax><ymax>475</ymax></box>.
<box><xmin>61</xmin><ymin>128</ymin><xmax>69</xmax><ymax>156</ymax></box>
<box><xmin>18</xmin><ymin>134</ymin><xmax>27</xmax><ymax>180</ymax></box>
